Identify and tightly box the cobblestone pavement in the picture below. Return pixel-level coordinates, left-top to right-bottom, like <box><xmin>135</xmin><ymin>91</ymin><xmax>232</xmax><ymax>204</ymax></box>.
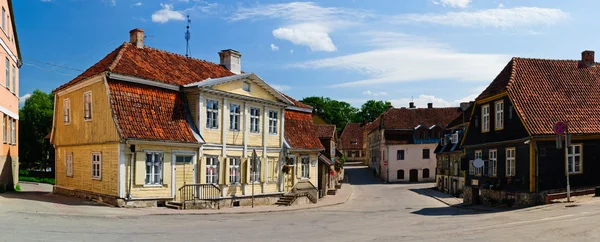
<box><xmin>2</xmin><ymin>164</ymin><xmax>600</xmax><ymax>241</ymax></box>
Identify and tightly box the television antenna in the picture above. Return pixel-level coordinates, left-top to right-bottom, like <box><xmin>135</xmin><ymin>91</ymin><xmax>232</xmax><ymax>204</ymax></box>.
<box><xmin>185</xmin><ymin>14</ymin><xmax>191</xmax><ymax>58</ymax></box>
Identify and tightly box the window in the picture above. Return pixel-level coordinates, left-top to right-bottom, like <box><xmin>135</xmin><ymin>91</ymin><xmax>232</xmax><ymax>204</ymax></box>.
<box><xmin>206</xmin><ymin>99</ymin><xmax>219</xmax><ymax>129</ymax></box>
<box><xmin>422</xmin><ymin>149</ymin><xmax>430</xmax><ymax>159</ymax></box>
<box><xmin>250</xmin><ymin>107</ymin><xmax>260</xmax><ymax>133</ymax></box>
<box><xmin>83</xmin><ymin>91</ymin><xmax>92</xmax><ymax>120</ymax></box>
<box><xmin>567</xmin><ymin>144</ymin><xmax>582</xmax><ymax>174</ymax></box>
<box><xmin>397</xmin><ymin>170</ymin><xmax>404</xmax><ymax>179</ymax></box>
<box><xmin>454</xmin><ymin>162</ymin><xmax>459</xmax><ymax>176</ymax></box>
<box><xmin>5</xmin><ymin>58</ymin><xmax>8</xmax><ymax>89</ymax></box>
<box><xmin>11</xmin><ymin>65</ymin><xmax>15</xmax><ymax>94</ymax></box>
<box><xmin>268</xmin><ymin>157</ymin><xmax>278</xmax><ymax>182</ymax></box>
<box><xmin>423</xmin><ymin>168</ymin><xmax>430</xmax><ymax>178</ymax></box>
<box><xmin>206</xmin><ymin>156</ymin><xmax>219</xmax><ymax>184</ymax></box>
<box><xmin>229</xmin><ymin>157</ymin><xmax>241</xmax><ymax>184</ymax></box>
<box><xmin>397</xmin><ymin>150</ymin><xmax>405</xmax><ymax>160</ymax></box>
<box><xmin>229</xmin><ymin>104</ymin><xmax>241</xmax><ymax>131</ymax></box>
<box><xmin>66</xmin><ymin>152</ymin><xmax>73</xmax><ymax>177</ymax></box>
<box><xmin>1</xmin><ymin>8</ymin><xmax>4</xmax><ymax>31</ymax></box>
<box><xmin>63</xmin><ymin>98</ymin><xmax>71</xmax><ymax>124</ymax></box>
<box><xmin>268</xmin><ymin>110</ymin><xmax>278</xmax><ymax>134</ymax></box>
<box><xmin>145</xmin><ymin>152</ymin><xmax>163</xmax><ymax>185</ymax></box>
<box><xmin>250</xmin><ymin>157</ymin><xmax>261</xmax><ymax>183</ymax></box>
<box><xmin>488</xmin><ymin>149</ymin><xmax>497</xmax><ymax>176</ymax></box>
<box><xmin>474</xmin><ymin>150</ymin><xmax>483</xmax><ymax>175</ymax></box>
<box><xmin>351</xmin><ymin>141</ymin><xmax>358</xmax><ymax>145</ymax></box>
<box><xmin>301</xmin><ymin>156</ymin><xmax>310</xmax><ymax>179</ymax></box>
<box><xmin>495</xmin><ymin>101</ymin><xmax>504</xmax><ymax>130</ymax></box>
<box><xmin>2</xmin><ymin>114</ymin><xmax>5</xmax><ymax>143</ymax></box>
<box><xmin>481</xmin><ymin>104</ymin><xmax>490</xmax><ymax>132</ymax></box>
<box><xmin>242</xmin><ymin>81</ymin><xmax>251</xmax><ymax>92</ymax></box>
<box><xmin>506</xmin><ymin>148</ymin><xmax>516</xmax><ymax>176</ymax></box>
<box><xmin>11</xmin><ymin>118</ymin><xmax>15</xmax><ymax>145</ymax></box>
<box><xmin>92</xmin><ymin>152</ymin><xmax>102</xmax><ymax>180</ymax></box>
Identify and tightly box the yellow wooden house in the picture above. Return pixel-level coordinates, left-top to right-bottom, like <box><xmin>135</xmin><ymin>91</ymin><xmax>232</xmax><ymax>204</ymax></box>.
<box><xmin>50</xmin><ymin>28</ymin><xmax>319</xmax><ymax>208</ymax></box>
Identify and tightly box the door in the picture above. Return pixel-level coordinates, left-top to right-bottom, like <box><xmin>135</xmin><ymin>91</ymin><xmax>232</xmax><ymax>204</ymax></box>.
<box><xmin>175</xmin><ymin>155</ymin><xmax>194</xmax><ymax>201</ymax></box>
<box><xmin>285</xmin><ymin>157</ymin><xmax>296</xmax><ymax>192</ymax></box>
<box><xmin>409</xmin><ymin>169</ymin><xmax>419</xmax><ymax>182</ymax></box>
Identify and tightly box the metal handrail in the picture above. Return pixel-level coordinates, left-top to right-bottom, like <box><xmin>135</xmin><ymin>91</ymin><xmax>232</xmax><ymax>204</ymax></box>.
<box><xmin>178</xmin><ymin>184</ymin><xmax>221</xmax><ymax>209</ymax></box>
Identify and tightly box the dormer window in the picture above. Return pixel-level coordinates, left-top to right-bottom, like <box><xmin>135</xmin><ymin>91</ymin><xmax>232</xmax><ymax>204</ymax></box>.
<box><xmin>242</xmin><ymin>81</ymin><xmax>251</xmax><ymax>92</ymax></box>
<box><xmin>351</xmin><ymin>141</ymin><xmax>358</xmax><ymax>145</ymax></box>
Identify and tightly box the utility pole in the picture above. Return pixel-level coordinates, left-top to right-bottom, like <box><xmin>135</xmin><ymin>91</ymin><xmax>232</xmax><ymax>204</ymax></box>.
<box><xmin>565</xmin><ymin>121</ymin><xmax>571</xmax><ymax>202</ymax></box>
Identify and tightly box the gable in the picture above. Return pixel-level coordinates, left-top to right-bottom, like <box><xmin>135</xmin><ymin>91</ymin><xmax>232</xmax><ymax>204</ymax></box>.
<box><xmin>211</xmin><ymin>79</ymin><xmax>280</xmax><ymax>103</ymax></box>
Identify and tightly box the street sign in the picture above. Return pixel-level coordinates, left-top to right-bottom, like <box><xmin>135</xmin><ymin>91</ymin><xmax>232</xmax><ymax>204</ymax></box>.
<box><xmin>473</xmin><ymin>158</ymin><xmax>484</xmax><ymax>168</ymax></box>
<box><xmin>383</xmin><ymin>161</ymin><xmax>388</xmax><ymax>166</ymax></box>
<box><xmin>554</xmin><ymin>121</ymin><xmax>566</xmax><ymax>135</ymax></box>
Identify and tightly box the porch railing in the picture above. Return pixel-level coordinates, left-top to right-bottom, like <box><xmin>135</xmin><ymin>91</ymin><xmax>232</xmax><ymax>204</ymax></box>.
<box><xmin>178</xmin><ymin>184</ymin><xmax>221</xmax><ymax>209</ymax></box>
<box><xmin>292</xmin><ymin>181</ymin><xmax>319</xmax><ymax>204</ymax></box>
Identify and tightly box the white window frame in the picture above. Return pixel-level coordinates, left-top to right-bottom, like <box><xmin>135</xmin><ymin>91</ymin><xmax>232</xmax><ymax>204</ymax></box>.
<box><xmin>301</xmin><ymin>156</ymin><xmax>310</xmax><ymax>179</ymax></box>
<box><xmin>488</xmin><ymin>149</ymin><xmax>497</xmax><ymax>176</ymax></box>
<box><xmin>268</xmin><ymin>110</ymin><xmax>278</xmax><ymax>135</ymax></box>
<box><xmin>250</xmin><ymin>107</ymin><xmax>260</xmax><ymax>133</ymax></box>
<box><xmin>4</xmin><ymin>57</ymin><xmax>8</xmax><ymax>89</ymax></box>
<box><xmin>229</xmin><ymin>157</ymin><xmax>241</xmax><ymax>184</ymax></box>
<box><xmin>92</xmin><ymin>152</ymin><xmax>102</xmax><ymax>180</ymax></box>
<box><xmin>11</xmin><ymin>118</ymin><xmax>15</xmax><ymax>145</ymax></box>
<box><xmin>145</xmin><ymin>151</ymin><xmax>163</xmax><ymax>186</ymax></box>
<box><xmin>474</xmin><ymin>150</ymin><xmax>483</xmax><ymax>176</ymax></box>
<box><xmin>506</xmin><ymin>148</ymin><xmax>516</xmax><ymax>176</ymax></box>
<box><xmin>63</xmin><ymin>98</ymin><xmax>71</xmax><ymax>124</ymax></box>
<box><xmin>567</xmin><ymin>144</ymin><xmax>583</xmax><ymax>174</ymax></box>
<box><xmin>83</xmin><ymin>91</ymin><xmax>92</xmax><ymax>121</ymax></box>
<box><xmin>206</xmin><ymin>99</ymin><xmax>219</xmax><ymax>129</ymax></box>
<box><xmin>495</xmin><ymin>101</ymin><xmax>504</xmax><ymax>130</ymax></box>
<box><xmin>229</xmin><ymin>103</ymin><xmax>241</xmax><ymax>131</ymax></box>
<box><xmin>481</xmin><ymin>104</ymin><xmax>490</xmax><ymax>132</ymax></box>
<box><xmin>11</xmin><ymin>64</ymin><xmax>15</xmax><ymax>94</ymax></box>
<box><xmin>267</xmin><ymin>157</ymin><xmax>278</xmax><ymax>183</ymax></box>
<box><xmin>66</xmin><ymin>152</ymin><xmax>74</xmax><ymax>177</ymax></box>
<box><xmin>250</xmin><ymin>157</ymin><xmax>261</xmax><ymax>184</ymax></box>
<box><xmin>206</xmin><ymin>156</ymin><xmax>219</xmax><ymax>184</ymax></box>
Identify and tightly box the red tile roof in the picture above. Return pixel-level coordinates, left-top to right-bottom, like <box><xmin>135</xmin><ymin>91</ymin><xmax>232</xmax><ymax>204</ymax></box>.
<box><xmin>285</xmin><ymin>119</ymin><xmax>324</xmax><ymax>150</ymax></box>
<box><xmin>285</xmin><ymin>109</ymin><xmax>313</xmax><ymax>121</ymax></box>
<box><xmin>282</xmin><ymin>93</ymin><xmax>313</xmax><ymax>109</ymax></box>
<box><xmin>339</xmin><ymin>123</ymin><xmax>364</xmax><ymax>150</ymax></box>
<box><xmin>107</xmin><ymin>80</ymin><xmax>198</xmax><ymax>143</ymax></box>
<box><xmin>315</xmin><ymin>124</ymin><xmax>336</xmax><ymax>139</ymax></box>
<box><xmin>366</xmin><ymin>107</ymin><xmax>461</xmax><ymax>132</ymax></box>
<box><xmin>480</xmin><ymin>57</ymin><xmax>600</xmax><ymax>135</ymax></box>
<box><xmin>54</xmin><ymin>42</ymin><xmax>234</xmax><ymax>92</ymax></box>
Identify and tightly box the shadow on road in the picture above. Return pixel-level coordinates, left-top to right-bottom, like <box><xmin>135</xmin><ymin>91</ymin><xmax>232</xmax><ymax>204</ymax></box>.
<box><xmin>0</xmin><ymin>183</ymin><xmax>107</xmax><ymax>207</ymax></box>
<box><xmin>344</xmin><ymin>164</ymin><xmax>383</xmax><ymax>186</ymax></box>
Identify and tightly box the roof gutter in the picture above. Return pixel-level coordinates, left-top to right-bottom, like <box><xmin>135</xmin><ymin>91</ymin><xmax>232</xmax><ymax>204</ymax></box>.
<box><xmin>107</xmin><ymin>72</ymin><xmax>180</xmax><ymax>91</ymax></box>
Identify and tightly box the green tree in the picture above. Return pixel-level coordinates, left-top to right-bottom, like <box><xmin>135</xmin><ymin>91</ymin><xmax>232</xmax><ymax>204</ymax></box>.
<box><xmin>299</xmin><ymin>96</ymin><xmax>359</xmax><ymax>131</ymax></box>
<box><xmin>355</xmin><ymin>100</ymin><xmax>392</xmax><ymax>123</ymax></box>
<box><xmin>19</xmin><ymin>90</ymin><xmax>54</xmax><ymax>172</ymax></box>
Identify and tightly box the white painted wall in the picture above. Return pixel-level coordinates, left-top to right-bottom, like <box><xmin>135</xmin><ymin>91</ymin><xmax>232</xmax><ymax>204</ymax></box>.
<box><xmin>381</xmin><ymin>143</ymin><xmax>437</xmax><ymax>182</ymax></box>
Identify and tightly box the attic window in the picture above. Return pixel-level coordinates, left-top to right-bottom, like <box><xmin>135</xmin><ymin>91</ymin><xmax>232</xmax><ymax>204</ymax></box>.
<box><xmin>242</xmin><ymin>81</ymin><xmax>251</xmax><ymax>92</ymax></box>
<box><xmin>351</xmin><ymin>141</ymin><xmax>358</xmax><ymax>145</ymax></box>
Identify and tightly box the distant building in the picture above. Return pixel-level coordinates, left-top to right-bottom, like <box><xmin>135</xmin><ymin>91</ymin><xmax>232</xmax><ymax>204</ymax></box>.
<box><xmin>0</xmin><ymin>0</ymin><xmax>21</xmax><ymax>191</ymax></box>
<box><xmin>339</xmin><ymin>123</ymin><xmax>366</xmax><ymax>164</ymax></box>
<box><xmin>365</xmin><ymin>103</ymin><xmax>460</xmax><ymax>182</ymax></box>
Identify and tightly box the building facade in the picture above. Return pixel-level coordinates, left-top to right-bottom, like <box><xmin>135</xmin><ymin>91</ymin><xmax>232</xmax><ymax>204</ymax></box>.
<box><xmin>339</xmin><ymin>123</ymin><xmax>366</xmax><ymax>164</ymax></box>
<box><xmin>463</xmin><ymin>51</ymin><xmax>600</xmax><ymax>206</ymax></box>
<box><xmin>0</xmin><ymin>0</ymin><xmax>20</xmax><ymax>191</ymax></box>
<box><xmin>365</xmin><ymin>103</ymin><xmax>461</xmax><ymax>183</ymax></box>
<box><xmin>50</xmin><ymin>29</ymin><xmax>318</xmax><ymax>207</ymax></box>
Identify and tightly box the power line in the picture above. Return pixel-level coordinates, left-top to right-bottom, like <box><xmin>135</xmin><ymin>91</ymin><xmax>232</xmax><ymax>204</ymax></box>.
<box><xmin>23</xmin><ymin>59</ymin><xmax>84</xmax><ymax>72</ymax></box>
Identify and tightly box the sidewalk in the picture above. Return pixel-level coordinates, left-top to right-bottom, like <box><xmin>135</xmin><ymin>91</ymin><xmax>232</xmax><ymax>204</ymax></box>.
<box><xmin>419</xmin><ymin>188</ymin><xmax>463</xmax><ymax>207</ymax></box>
<box><xmin>0</xmin><ymin>182</ymin><xmax>354</xmax><ymax>217</ymax></box>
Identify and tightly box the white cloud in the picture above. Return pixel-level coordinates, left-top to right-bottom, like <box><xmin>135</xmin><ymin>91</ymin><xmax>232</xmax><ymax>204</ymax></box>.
<box><xmin>362</xmin><ymin>90</ymin><xmax>388</xmax><ymax>97</ymax></box>
<box><xmin>152</xmin><ymin>3</ymin><xmax>185</xmax><ymax>23</ymax></box>
<box><xmin>389</xmin><ymin>93</ymin><xmax>478</xmax><ymax>108</ymax></box>
<box><xmin>392</xmin><ymin>7</ymin><xmax>568</xmax><ymax>29</ymax></box>
<box><xmin>111</xmin><ymin>0</ymin><xmax>116</xmax><ymax>6</ymax></box>
<box><xmin>132</xmin><ymin>2</ymin><xmax>142</xmax><ymax>7</ymax></box>
<box><xmin>19</xmin><ymin>94</ymin><xmax>32</xmax><ymax>105</ymax></box>
<box><xmin>230</xmin><ymin>2</ymin><xmax>371</xmax><ymax>52</ymax></box>
<box><xmin>270</xmin><ymin>44</ymin><xmax>279</xmax><ymax>51</ymax></box>
<box><xmin>498</xmin><ymin>3</ymin><xmax>505</xmax><ymax>8</ymax></box>
<box><xmin>40</xmin><ymin>0</ymin><xmax>52</xmax><ymax>2</ymax></box>
<box><xmin>433</xmin><ymin>0</ymin><xmax>471</xmax><ymax>8</ymax></box>
<box><xmin>292</xmin><ymin>31</ymin><xmax>510</xmax><ymax>87</ymax></box>
<box><xmin>290</xmin><ymin>49</ymin><xmax>294</xmax><ymax>54</ymax></box>
<box><xmin>271</xmin><ymin>84</ymin><xmax>291</xmax><ymax>91</ymax></box>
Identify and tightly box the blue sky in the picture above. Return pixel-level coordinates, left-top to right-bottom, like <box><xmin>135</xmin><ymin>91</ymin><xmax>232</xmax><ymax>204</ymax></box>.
<box><xmin>12</xmin><ymin>0</ymin><xmax>596</xmax><ymax>108</ymax></box>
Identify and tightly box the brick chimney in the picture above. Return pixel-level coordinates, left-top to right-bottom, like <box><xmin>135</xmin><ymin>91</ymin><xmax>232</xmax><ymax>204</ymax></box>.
<box><xmin>582</xmin><ymin>50</ymin><xmax>595</xmax><ymax>67</ymax></box>
<box><xmin>129</xmin><ymin>28</ymin><xmax>145</xmax><ymax>49</ymax></box>
<box><xmin>409</xmin><ymin>102</ymin><xmax>415</xmax><ymax>109</ymax></box>
<box><xmin>219</xmin><ymin>49</ymin><xmax>242</xmax><ymax>74</ymax></box>
<box><xmin>427</xmin><ymin>103</ymin><xmax>433</xmax><ymax>109</ymax></box>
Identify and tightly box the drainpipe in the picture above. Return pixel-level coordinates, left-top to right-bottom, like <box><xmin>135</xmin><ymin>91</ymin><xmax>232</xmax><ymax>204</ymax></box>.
<box><xmin>128</xmin><ymin>147</ymin><xmax>134</xmax><ymax>200</ymax></box>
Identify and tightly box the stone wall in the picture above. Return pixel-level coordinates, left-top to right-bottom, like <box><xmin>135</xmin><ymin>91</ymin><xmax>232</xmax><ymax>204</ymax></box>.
<box><xmin>463</xmin><ymin>186</ymin><xmax>473</xmax><ymax>204</ymax></box>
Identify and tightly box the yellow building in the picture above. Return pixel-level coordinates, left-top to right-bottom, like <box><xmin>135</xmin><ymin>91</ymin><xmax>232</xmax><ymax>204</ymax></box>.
<box><xmin>0</xmin><ymin>0</ymin><xmax>21</xmax><ymax>192</ymax></box>
<box><xmin>51</xmin><ymin>28</ymin><xmax>320</xmax><ymax>208</ymax></box>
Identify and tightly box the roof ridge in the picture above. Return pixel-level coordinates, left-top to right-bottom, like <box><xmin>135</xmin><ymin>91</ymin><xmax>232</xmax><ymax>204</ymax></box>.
<box><xmin>143</xmin><ymin>44</ymin><xmax>225</xmax><ymax>66</ymax></box>
<box><xmin>107</xmin><ymin>42</ymin><xmax>129</xmax><ymax>71</ymax></box>
<box><xmin>513</xmin><ymin>56</ymin><xmax>585</xmax><ymax>62</ymax></box>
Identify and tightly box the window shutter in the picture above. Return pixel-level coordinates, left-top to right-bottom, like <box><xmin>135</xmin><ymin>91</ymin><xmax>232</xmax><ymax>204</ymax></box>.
<box><xmin>296</xmin><ymin>159</ymin><xmax>301</xmax><ymax>179</ymax></box>
<box><xmin>222</xmin><ymin>157</ymin><xmax>229</xmax><ymax>185</ymax></box>
<box><xmin>134</xmin><ymin>152</ymin><xmax>145</xmax><ymax>185</ymax></box>
<box><xmin>260</xmin><ymin>157</ymin><xmax>266</xmax><ymax>183</ymax></box>
<box><xmin>243</xmin><ymin>158</ymin><xmax>250</xmax><ymax>184</ymax></box>
<box><xmin>199</xmin><ymin>156</ymin><xmax>207</xmax><ymax>184</ymax></box>
<box><xmin>161</xmin><ymin>153</ymin><xmax>169</xmax><ymax>185</ymax></box>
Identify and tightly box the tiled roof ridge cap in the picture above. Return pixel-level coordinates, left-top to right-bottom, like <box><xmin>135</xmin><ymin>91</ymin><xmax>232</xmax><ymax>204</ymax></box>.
<box><xmin>107</xmin><ymin>42</ymin><xmax>129</xmax><ymax>71</ymax></box>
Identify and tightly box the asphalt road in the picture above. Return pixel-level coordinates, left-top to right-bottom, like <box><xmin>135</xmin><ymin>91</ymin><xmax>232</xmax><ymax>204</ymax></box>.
<box><xmin>2</xmin><ymin>163</ymin><xmax>600</xmax><ymax>242</ymax></box>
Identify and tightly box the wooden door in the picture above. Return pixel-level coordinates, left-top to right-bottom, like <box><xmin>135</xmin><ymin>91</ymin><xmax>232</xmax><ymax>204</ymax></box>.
<box><xmin>175</xmin><ymin>155</ymin><xmax>194</xmax><ymax>201</ymax></box>
<box><xmin>409</xmin><ymin>169</ymin><xmax>419</xmax><ymax>182</ymax></box>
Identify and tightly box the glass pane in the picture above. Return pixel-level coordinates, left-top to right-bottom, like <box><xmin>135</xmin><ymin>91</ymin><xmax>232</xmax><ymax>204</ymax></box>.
<box><xmin>575</xmin><ymin>146</ymin><xmax>581</xmax><ymax>154</ymax></box>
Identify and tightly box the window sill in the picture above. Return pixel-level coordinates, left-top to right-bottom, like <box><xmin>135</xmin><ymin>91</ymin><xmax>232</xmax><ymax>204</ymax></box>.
<box><xmin>143</xmin><ymin>184</ymin><xmax>165</xmax><ymax>188</ymax></box>
<box><xmin>206</xmin><ymin>127</ymin><xmax>219</xmax><ymax>130</ymax></box>
<box><xmin>92</xmin><ymin>178</ymin><xmax>102</xmax><ymax>181</ymax></box>
<box><xmin>568</xmin><ymin>172</ymin><xmax>583</xmax><ymax>175</ymax></box>
<box><xmin>84</xmin><ymin>119</ymin><xmax>93</xmax><ymax>122</ymax></box>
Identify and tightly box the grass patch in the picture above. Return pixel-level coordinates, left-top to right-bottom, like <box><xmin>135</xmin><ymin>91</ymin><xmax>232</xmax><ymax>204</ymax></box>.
<box><xmin>19</xmin><ymin>176</ymin><xmax>55</xmax><ymax>185</ymax></box>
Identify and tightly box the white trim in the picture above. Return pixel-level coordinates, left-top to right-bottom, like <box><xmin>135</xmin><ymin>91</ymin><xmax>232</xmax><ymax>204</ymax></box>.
<box><xmin>285</xmin><ymin>105</ymin><xmax>312</xmax><ymax>113</ymax></box>
<box><xmin>172</xmin><ymin>150</ymin><xmax>198</xmax><ymax>197</ymax></box>
<box><xmin>119</xmin><ymin>143</ymin><xmax>126</xmax><ymax>198</ymax></box>
<box><xmin>171</xmin><ymin>154</ymin><xmax>176</xmax><ymax>198</ymax></box>
<box><xmin>83</xmin><ymin>91</ymin><xmax>93</xmax><ymax>122</ymax></box>
<box><xmin>127</xmin><ymin>140</ymin><xmax>201</xmax><ymax>148</ymax></box>
<box><xmin>0</xmin><ymin>104</ymin><xmax>17</xmax><ymax>120</ymax></box>
<box><xmin>243</xmin><ymin>101</ymin><xmax>249</xmax><ymax>157</ymax></box>
<box><xmin>198</xmin><ymin>89</ymin><xmax>288</xmax><ymax>108</ymax></box>
<box><xmin>263</xmin><ymin>105</ymin><xmax>268</xmax><ymax>156</ymax></box>
<box><xmin>108</xmin><ymin>73</ymin><xmax>180</xmax><ymax>91</ymax></box>
<box><xmin>0</xmin><ymin>33</ymin><xmax>18</xmax><ymax>64</ymax></box>
<box><xmin>198</xmin><ymin>93</ymin><xmax>204</xmax><ymax>136</ymax></box>
<box><xmin>222</xmin><ymin>98</ymin><xmax>228</xmax><ymax>157</ymax></box>
<box><xmin>91</xmin><ymin>152</ymin><xmax>102</xmax><ymax>180</ymax></box>
<box><xmin>56</xmin><ymin>74</ymin><xmax>104</xmax><ymax>96</ymax></box>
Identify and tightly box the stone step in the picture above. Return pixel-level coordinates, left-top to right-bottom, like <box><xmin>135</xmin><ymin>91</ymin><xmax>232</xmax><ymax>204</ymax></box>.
<box><xmin>165</xmin><ymin>202</ymin><xmax>183</xmax><ymax>210</ymax></box>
